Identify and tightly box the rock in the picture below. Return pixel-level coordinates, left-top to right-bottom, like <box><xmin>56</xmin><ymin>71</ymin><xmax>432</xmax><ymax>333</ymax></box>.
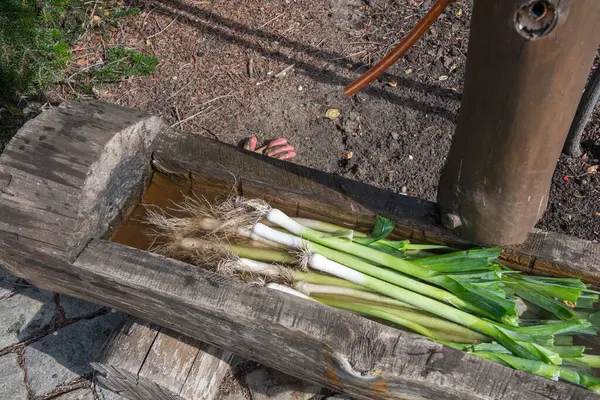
<box><xmin>55</xmin><ymin>388</ymin><xmax>95</xmax><ymax>400</ymax></box>
<box><xmin>0</xmin><ymin>353</ymin><xmax>28</xmax><ymax>400</ymax></box>
<box><xmin>58</xmin><ymin>294</ymin><xmax>104</xmax><ymax>319</ymax></box>
<box><xmin>246</xmin><ymin>367</ymin><xmax>321</xmax><ymax>400</ymax></box>
<box><xmin>0</xmin><ymin>287</ymin><xmax>56</xmax><ymax>348</ymax></box>
<box><xmin>25</xmin><ymin>311</ymin><xmax>124</xmax><ymax>396</ymax></box>
<box><xmin>391</xmin><ymin>132</ymin><xmax>399</xmax><ymax>140</ymax></box>
<box><xmin>95</xmin><ymin>382</ymin><xmax>128</xmax><ymax>400</ymax></box>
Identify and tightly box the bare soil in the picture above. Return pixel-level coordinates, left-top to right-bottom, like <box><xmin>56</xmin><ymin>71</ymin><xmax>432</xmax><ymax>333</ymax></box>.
<box><xmin>65</xmin><ymin>0</ymin><xmax>600</xmax><ymax>241</ymax></box>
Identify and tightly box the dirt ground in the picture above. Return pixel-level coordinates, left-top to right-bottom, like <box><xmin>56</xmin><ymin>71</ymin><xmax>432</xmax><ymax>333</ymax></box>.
<box><xmin>58</xmin><ymin>0</ymin><xmax>600</xmax><ymax>241</ymax></box>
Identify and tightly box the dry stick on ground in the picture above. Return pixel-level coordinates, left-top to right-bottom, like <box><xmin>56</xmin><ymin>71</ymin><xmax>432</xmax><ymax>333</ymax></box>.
<box><xmin>258</xmin><ymin>13</ymin><xmax>285</xmax><ymax>29</ymax></box>
<box><xmin>171</xmin><ymin>92</ymin><xmax>233</xmax><ymax>128</ymax></box>
<box><xmin>147</xmin><ymin>16</ymin><xmax>179</xmax><ymax>39</ymax></box>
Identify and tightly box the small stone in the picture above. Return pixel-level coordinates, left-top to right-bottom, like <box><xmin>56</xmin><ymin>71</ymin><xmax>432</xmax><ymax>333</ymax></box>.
<box><xmin>25</xmin><ymin>311</ymin><xmax>124</xmax><ymax>396</ymax></box>
<box><xmin>297</xmin><ymin>86</ymin><xmax>303</xmax><ymax>91</ymax></box>
<box><xmin>55</xmin><ymin>388</ymin><xmax>95</xmax><ymax>400</ymax></box>
<box><xmin>0</xmin><ymin>287</ymin><xmax>55</xmax><ymax>348</ymax></box>
<box><xmin>325</xmin><ymin>108</ymin><xmax>340</xmax><ymax>120</ymax></box>
<box><xmin>391</xmin><ymin>132</ymin><xmax>399</xmax><ymax>140</ymax></box>
<box><xmin>438</xmin><ymin>75</ymin><xmax>448</xmax><ymax>81</ymax></box>
<box><xmin>408</xmin><ymin>155</ymin><xmax>414</xmax><ymax>160</ymax></box>
<box><xmin>0</xmin><ymin>353</ymin><xmax>28</xmax><ymax>400</ymax></box>
<box><xmin>246</xmin><ymin>367</ymin><xmax>321</xmax><ymax>400</ymax></box>
<box><xmin>344</xmin><ymin>151</ymin><xmax>353</xmax><ymax>160</ymax></box>
<box><xmin>401</xmin><ymin>186</ymin><xmax>407</xmax><ymax>194</ymax></box>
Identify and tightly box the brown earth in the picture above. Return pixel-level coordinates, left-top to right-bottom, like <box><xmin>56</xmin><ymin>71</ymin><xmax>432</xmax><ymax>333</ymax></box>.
<box><xmin>60</xmin><ymin>0</ymin><xmax>600</xmax><ymax>242</ymax></box>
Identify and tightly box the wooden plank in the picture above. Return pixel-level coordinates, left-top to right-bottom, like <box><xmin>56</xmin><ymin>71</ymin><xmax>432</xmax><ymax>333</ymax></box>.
<box><xmin>68</xmin><ymin>238</ymin><xmax>590</xmax><ymax>400</ymax></box>
<box><xmin>94</xmin><ymin>363</ymin><xmax>184</xmax><ymax>400</ymax></box>
<box><xmin>2</xmin><ymin>101</ymin><xmax>600</xmax><ymax>399</ymax></box>
<box><xmin>152</xmin><ymin>130</ymin><xmax>461</xmax><ymax>247</ymax></box>
<box><xmin>100</xmin><ymin>318</ymin><xmax>160</xmax><ymax>374</ymax></box>
<box><xmin>95</xmin><ymin>318</ymin><xmax>236</xmax><ymax>400</ymax></box>
<box><xmin>0</xmin><ymin>99</ymin><xmax>164</xmax><ymax>259</ymax></box>
<box><xmin>179</xmin><ymin>342</ymin><xmax>236</xmax><ymax>400</ymax></box>
<box><xmin>503</xmin><ymin>230</ymin><xmax>600</xmax><ymax>283</ymax></box>
<box><xmin>152</xmin><ymin>132</ymin><xmax>600</xmax><ymax>284</ymax></box>
<box><xmin>138</xmin><ymin>331</ymin><xmax>200</xmax><ymax>392</ymax></box>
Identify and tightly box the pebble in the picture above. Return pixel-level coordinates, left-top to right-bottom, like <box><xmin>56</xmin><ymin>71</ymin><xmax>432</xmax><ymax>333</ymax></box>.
<box><xmin>408</xmin><ymin>155</ymin><xmax>414</xmax><ymax>160</ymax></box>
<box><xmin>401</xmin><ymin>186</ymin><xmax>407</xmax><ymax>194</ymax></box>
<box><xmin>391</xmin><ymin>132</ymin><xmax>399</xmax><ymax>140</ymax></box>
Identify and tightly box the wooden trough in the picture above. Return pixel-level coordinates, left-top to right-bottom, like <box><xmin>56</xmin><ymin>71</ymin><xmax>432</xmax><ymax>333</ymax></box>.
<box><xmin>2</xmin><ymin>100</ymin><xmax>600</xmax><ymax>399</ymax></box>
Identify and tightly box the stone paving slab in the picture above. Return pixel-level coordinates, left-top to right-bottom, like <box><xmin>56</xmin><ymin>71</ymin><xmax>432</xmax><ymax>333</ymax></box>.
<box><xmin>24</xmin><ymin>310</ymin><xmax>124</xmax><ymax>396</ymax></box>
<box><xmin>0</xmin><ymin>286</ymin><xmax>56</xmax><ymax>349</ymax></box>
<box><xmin>0</xmin><ymin>267</ymin><xmax>19</xmax><ymax>298</ymax></box>
<box><xmin>0</xmin><ymin>353</ymin><xmax>28</xmax><ymax>400</ymax></box>
<box><xmin>58</xmin><ymin>294</ymin><xmax>105</xmax><ymax>320</ymax></box>
<box><xmin>1</xmin><ymin>266</ymin><xmax>348</xmax><ymax>400</ymax></box>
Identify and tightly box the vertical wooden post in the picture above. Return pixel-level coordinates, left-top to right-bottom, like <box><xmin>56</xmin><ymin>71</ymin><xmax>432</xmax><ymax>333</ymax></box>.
<box><xmin>438</xmin><ymin>0</ymin><xmax>600</xmax><ymax>246</ymax></box>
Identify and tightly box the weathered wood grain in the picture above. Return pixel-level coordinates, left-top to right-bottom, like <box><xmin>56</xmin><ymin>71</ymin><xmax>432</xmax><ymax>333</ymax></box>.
<box><xmin>0</xmin><ymin>100</ymin><xmax>163</xmax><ymax>259</ymax></box>
<box><xmin>179</xmin><ymin>342</ymin><xmax>236</xmax><ymax>400</ymax></box>
<box><xmin>1</xmin><ymin>100</ymin><xmax>600</xmax><ymax>400</ymax></box>
<box><xmin>152</xmin><ymin>130</ymin><xmax>600</xmax><ymax>285</ymax></box>
<box><xmin>94</xmin><ymin>317</ymin><xmax>236</xmax><ymax>400</ymax></box>
<box><xmin>71</xmin><ymin>239</ymin><xmax>591</xmax><ymax>400</ymax></box>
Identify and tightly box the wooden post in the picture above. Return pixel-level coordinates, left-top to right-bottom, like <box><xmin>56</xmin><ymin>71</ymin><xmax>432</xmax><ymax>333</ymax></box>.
<box><xmin>437</xmin><ymin>0</ymin><xmax>600</xmax><ymax>246</ymax></box>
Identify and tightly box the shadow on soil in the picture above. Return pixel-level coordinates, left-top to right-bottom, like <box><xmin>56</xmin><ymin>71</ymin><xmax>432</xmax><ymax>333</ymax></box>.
<box><xmin>131</xmin><ymin>0</ymin><xmax>460</xmax><ymax>122</ymax></box>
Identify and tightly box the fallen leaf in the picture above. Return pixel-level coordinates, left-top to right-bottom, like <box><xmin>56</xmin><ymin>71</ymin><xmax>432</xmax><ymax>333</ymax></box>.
<box><xmin>146</xmin><ymin>39</ymin><xmax>152</xmax><ymax>46</ymax></box>
<box><xmin>586</xmin><ymin>165</ymin><xmax>599</xmax><ymax>174</ymax></box>
<box><xmin>76</xmin><ymin>58</ymin><xmax>88</xmax><ymax>65</ymax></box>
<box><xmin>93</xmin><ymin>15</ymin><xmax>102</xmax><ymax>22</ymax></box>
<box><xmin>439</xmin><ymin>75</ymin><xmax>448</xmax><ymax>81</ymax></box>
<box><xmin>456</xmin><ymin>9</ymin><xmax>463</xmax><ymax>16</ymax></box>
<box><xmin>405</xmin><ymin>68</ymin><xmax>413</xmax><ymax>74</ymax></box>
<box><xmin>596</xmin><ymin>212</ymin><xmax>600</xmax><ymax>217</ymax></box>
<box><xmin>345</xmin><ymin>151</ymin><xmax>353</xmax><ymax>160</ymax></box>
<box><xmin>562</xmin><ymin>176</ymin><xmax>570</xmax><ymax>182</ymax></box>
<box><xmin>325</xmin><ymin>108</ymin><xmax>340</xmax><ymax>120</ymax></box>
<box><xmin>386</xmin><ymin>81</ymin><xmax>397</xmax><ymax>87</ymax></box>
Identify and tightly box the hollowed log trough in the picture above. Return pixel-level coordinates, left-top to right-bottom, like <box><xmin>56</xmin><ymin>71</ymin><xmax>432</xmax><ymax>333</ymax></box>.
<box><xmin>2</xmin><ymin>100</ymin><xmax>600</xmax><ymax>400</ymax></box>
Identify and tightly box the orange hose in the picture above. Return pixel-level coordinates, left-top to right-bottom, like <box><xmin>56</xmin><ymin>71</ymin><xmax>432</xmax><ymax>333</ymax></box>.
<box><xmin>344</xmin><ymin>0</ymin><xmax>455</xmax><ymax>97</ymax></box>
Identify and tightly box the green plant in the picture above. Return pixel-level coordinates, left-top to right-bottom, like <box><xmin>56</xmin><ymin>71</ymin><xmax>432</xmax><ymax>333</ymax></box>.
<box><xmin>91</xmin><ymin>46</ymin><xmax>158</xmax><ymax>84</ymax></box>
<box><xmin>0</xmin><ymin>0</ymin><xmax>74</xmax><ymax>100</ymax></box>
